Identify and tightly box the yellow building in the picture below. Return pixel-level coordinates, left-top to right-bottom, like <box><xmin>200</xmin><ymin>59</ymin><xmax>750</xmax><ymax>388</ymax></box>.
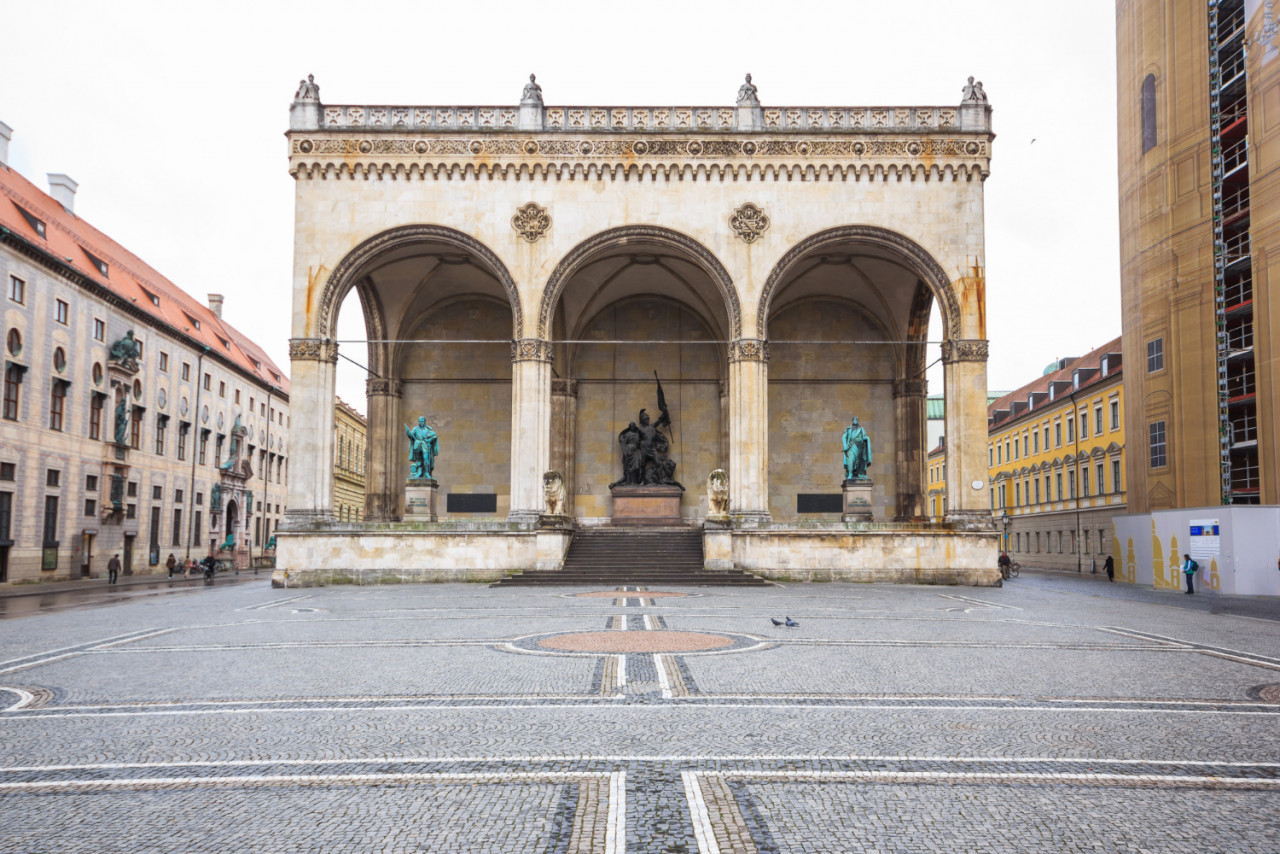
<box><xmin>333</xmin><ymin>398</ymin><xmax>366</xmax><ymax>523</ymax></box>
<box><xmin>1117</xmin><ymin>0</ymin><xmax>1276</xmax><ymax>509</ymax></box>
<box><xmin>987</xmin><ymin>339</ymin><xmax>1127</xmax><ymax>572</ymax></box>
<box><xmin>926</xmin><ymin>438</ymin><xmax>947</xmax><ymax>521</ymax></box>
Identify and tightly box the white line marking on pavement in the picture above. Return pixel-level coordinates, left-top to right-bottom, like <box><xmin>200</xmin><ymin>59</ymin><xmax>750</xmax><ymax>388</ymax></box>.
<box><xmin>0</xmin><ymin>629</ymin><xmax>175</xmax><ymax>675</ymax></box>
<box><xmin>655</xmin><ymin>655</ymin><xmax>673</xmax><ymax>699</ymax></box>
<box><xmin>0</xmin><ymin>687</ymin><xmax>35</xmax><ymax>712</ymax></box>
<box><xmin>87</xmin><ymin>628</ymin><xmax>177</xmax><ymax>650</ymax></box>
<box><xmin>704</xmin><ymin>769</ymin><xmax>1280</xmax><ymax>788</ymax></box>
<box><xmin>617</xmin><ymin>614</ymin><xmax>626</xmax><ymax>631</ymax></box>
<box><xmin>682</xmin><ymin>771</ymin><xmax>720</xmax><ymax>854</ymax></box>
<box><xmin>5</xmin><ymin>755</ymin><xmax>1279</xmax><ymax>775</ymax></box>
<box><xmin>237</xmin><ymin>595</ymin><xmax>312</xmax><ymax>612</ymax></box>
<box><xmin>616</xmin><ymin>655</ymin><xmax>626</xmax><ymax>690</ymax></box>
<box><xmin>0</xmin><ymin>770</ymin><xmax>610</xmax><ymax>792</ymax></box>
<box><xmin>643</xmin><ymin>614</ymin><xmax>656</xmax><ymax>631</ymax></box>
<box><xmin>605</xmin><ymin>770</ymin><xmax>626</xmax><ymax>854</ymax></box>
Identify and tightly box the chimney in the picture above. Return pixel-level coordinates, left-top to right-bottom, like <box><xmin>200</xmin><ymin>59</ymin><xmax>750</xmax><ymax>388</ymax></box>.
<box><xmin>208</xmin><ymin>293</ymin><xmax>224</xmax><ymax>318</ymax></box>
<box><xmin>0</xmin><ymin>122</ymin><xmax>11</xmax><ymax>166</ymax></box>
<box><xmin>47</xmin><ymin>174</ymin><xmax>78</xmax><ymax>212</ymax></box>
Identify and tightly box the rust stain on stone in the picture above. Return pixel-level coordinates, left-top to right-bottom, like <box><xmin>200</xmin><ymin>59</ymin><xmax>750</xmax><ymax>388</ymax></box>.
<box><xmin>305</xmin><ymin>264</ymin><xmax>329</xmax><ymax>333</ymax></box>
<box><xmin>956</xmin><ymin>262</ymin><xmax>986</xmax><ymax>338</ymax></box>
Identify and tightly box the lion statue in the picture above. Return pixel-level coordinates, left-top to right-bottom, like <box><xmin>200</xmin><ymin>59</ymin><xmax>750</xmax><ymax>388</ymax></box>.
<box><xmin>706</xmin><ymin>469</ymin><xmax>729</xmax><ymax>518</ymax></box>
<box><xmin>542</xmin><ymin>470</ymin><xmax>567</xmax><ymax>517</ymax></box>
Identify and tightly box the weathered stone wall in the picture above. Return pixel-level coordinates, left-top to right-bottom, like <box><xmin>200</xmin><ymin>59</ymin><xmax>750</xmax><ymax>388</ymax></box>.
<box><xmin>766</xmin><ymin>300</ymin><xmax>897</xmax><ymax>521</ymax></box>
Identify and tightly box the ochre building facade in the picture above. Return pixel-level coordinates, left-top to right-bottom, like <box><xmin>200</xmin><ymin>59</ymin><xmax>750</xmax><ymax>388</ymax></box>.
<box><xmin>276</xmin><ymin>76</ymin><xmax>999</xmax><ymax>585</ymax></box>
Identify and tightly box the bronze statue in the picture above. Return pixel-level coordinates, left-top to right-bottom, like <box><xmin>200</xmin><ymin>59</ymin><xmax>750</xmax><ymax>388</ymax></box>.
<box><xmin>610</xmin><ymin>374</ymin><xmax>683</xmax><ymax>490</ymax></box>
<box><xmin>108</xmin><ymin>330</ymin><xmax>141</xmax><ymax>370</ymax></box>
<box><xmin>842</xmin><ymin>416</ymin><xmax>872</xmax><ymax>480</ymax></box>
<box><xmin>404</xmin><ymin>416</ymin><xmax>438</xmax><ymax>480</ymax></box>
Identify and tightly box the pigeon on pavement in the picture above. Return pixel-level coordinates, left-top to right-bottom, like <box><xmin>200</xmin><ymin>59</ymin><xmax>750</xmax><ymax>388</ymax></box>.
<box><xmin>784</xmin><ymin>616</ymin><xmax>799</xmax><ymax>627</ymax></box>
<box><xmin>770</xmin><ymin>618</ymin><xmax>784</xmax><ymax>627</ymax></box>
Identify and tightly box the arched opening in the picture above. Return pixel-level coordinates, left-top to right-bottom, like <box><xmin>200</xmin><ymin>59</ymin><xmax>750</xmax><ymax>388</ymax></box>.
<box><xmin>318</xmin><ymin>226</ymin><xmax>521</xmax><ymax>521</ymax></box>
<box><xmin>543</xmin><ymin>228</ymin><xmax>739</xmax><ymax>521</ymax></box>
<box><xmin>224</xmin><ymin>499</ymin><xmax>238</xmax><ymax>547</ymax></box>
<box><xmin>760</xmin><ymin>226</ymin><xmax>959</xmax><ymax>522</ymax></box>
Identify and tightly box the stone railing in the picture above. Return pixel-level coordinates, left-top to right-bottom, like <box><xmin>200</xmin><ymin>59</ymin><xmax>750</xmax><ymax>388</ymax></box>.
<box><xmin>313</xmin><ymin>105</ymin><xmax>977</xmax><ymax>133</ymax></box>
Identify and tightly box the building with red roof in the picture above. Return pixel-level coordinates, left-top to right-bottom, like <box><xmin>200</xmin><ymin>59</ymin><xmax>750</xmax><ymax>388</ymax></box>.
<box><xmin>0</xmin><ymin>124</ymin><xmax>290</xmax><ymax>583</ymax></box>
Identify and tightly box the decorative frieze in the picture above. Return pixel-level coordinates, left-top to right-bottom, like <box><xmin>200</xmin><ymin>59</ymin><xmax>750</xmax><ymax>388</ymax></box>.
<box><xmin>727</xmin><ymin>339</ymin><xmax>770</xmax><ymax>364</ymax></box>
<box><xmin>288</xmin><ymin>338</ymin><xmax>339</xmax><ymax>364</ymax></box>
<box><xmin>893</xmin><ymin>379</ymin><xmax>928</xmax><ymax>398</ymax></box>
<box><xmin>366</xmin><ymin>377</ymin><xmax>404</xmax><ymax>397</ymax></box>
<box><xmin>511</xmin><ymin>202</ymin><xmax>551</xmax><ymax>243</ymax></box>
<box><xmin>511</xmin><ymin>338</ymin><xmax>554</xmax><ymax>364</ymax></box>
<box><xmin>729</xmin><ymin>203</ymin><xmax>770</xmax><ymax>243</ymax></box>
<box><xmin>550</xmin><ymin>378</ymin><xmax>578</xmax><ymax>397</ymax></box>
<box><xmin>940</xmin><ymin>339</ymin><xmax>990</xmax><ymax>364</ymax></box>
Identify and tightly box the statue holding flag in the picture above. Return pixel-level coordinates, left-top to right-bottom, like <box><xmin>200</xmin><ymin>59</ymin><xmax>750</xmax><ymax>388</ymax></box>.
<box><xmin>610</xmin><ymin>372</ymin><xmax>684</xmax><ymax>490</ymax></box>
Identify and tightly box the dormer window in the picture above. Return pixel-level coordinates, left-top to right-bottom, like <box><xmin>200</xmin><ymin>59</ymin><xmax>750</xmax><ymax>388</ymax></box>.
<box><xmin>183</xmin><ymin>312</ymin><xmax>201</xmax><ymax>330</ymax></box>
<box><xmin>216</xmin><ymin>336</ymin><xmax>230</xmax><ymax>351</ymax></box>
<box><xmin>81</xmin><ymin>248</ymin><xmax>109</xmax><ymax>277</ymax></box>
<box><xmin>13</xmin><ymin>204</ymin><xmax>46</xmax><ymax>239</ymax></box>
<box><xmin>140</xmin><ymin>287</ymin><xmax>160</xmax><ymax>307</ymax></box>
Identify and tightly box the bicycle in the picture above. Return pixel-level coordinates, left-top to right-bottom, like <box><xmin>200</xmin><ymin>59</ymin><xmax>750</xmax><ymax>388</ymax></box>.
<box><xmin>999</xmin><ymin>560</ymin><xmax>1021</xmax><ymax>580</ymax></box>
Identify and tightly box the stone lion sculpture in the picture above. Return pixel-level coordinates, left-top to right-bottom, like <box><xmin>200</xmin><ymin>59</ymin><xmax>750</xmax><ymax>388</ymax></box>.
<box><xmin>707</xmin><ymin>469</ymin><xmax>729</xmax><ymax>518</ymax></box>
<box><xmin>543</xmin><ymin>470</ymin><xmax>567</xmax><ymax>516</ymax></box>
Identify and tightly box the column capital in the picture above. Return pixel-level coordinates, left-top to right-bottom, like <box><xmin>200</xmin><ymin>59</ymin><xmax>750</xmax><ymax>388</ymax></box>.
<box><xmin>366</xmin><ymin>377</ymin><xmax>403</xmax><ymax>398</ymax></box>
<box><xmin>511</xmin><ymin>338</ymin><xmax>554</xmax><ymax>364</ymax></box>
<box><xmin>893</xmin><ymin>378</ymin><xmax>928</xmax><ymax>398</ymax></box>
<box><xmin>727</xmin><ymin>338</ymin><xmax>770</xmax><ymax>363</ymax></box>
<box><xmin>288</xmin><ymin>338</ymin><xmax>339</xmax><ymax>364</ymax></box>
<box><xmin>941</xmin><ymin>339</ymin><xmax>989</xmax><ymax>364</ymax></box>
<box><xmin>550</xmin><ymin>378</ymin><xmax>578</xmax><ymax>397</ymax></box>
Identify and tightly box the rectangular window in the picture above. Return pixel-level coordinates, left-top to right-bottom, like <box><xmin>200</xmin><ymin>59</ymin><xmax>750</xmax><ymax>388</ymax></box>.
<box><xmin>1054</xmin><ymin>421</ymin><xmax>1062</xmax><ymax>447</ymax></box>
<box><xmin>85</xmin><ymin>499</ymin><xmax>97</xmax><ymax>517</ymax></box>
<box><xmin>130</xmin><ymin>408</ymin><xmax>142</xmax><ymax>449</ymax></box>
<box><xmin>172</xmin><ymin>509</ymin><xmax>182</xmax><ymax>547</ymax></box>
<box><xmin>127</xmin><ymin>481</ymin><xmax>138</xmax><ymax>498</ymax></box>
<box><xmin>203</xmin><ymin>373</ymin><xmax>211</xmax><ymax>391</ymax></box>
<box><xmin>177</xmin><ymin>423</ymin><xmax>189</xmax><ymax>461</ymax></box>
<box><xmin>196</xmin><ymin>492</ymin><xmax>203</xmax><ymax>506</ymax></box>
<box><xmin>89</xmin><ymin>394</ymin><xmax>104</xmax><ymax>440</ymax></box>
<box><xmin>155</xmin><ymin>418</ymin><xmax>166</xmax><ymax>456</ymax></box>
<box><xmin>1097</xmin><ymin>463</ymin><xmax>1105</xmax><ymax>495</ymax></box>
<box><xmin>1022</xmin><ymin>435</ymin><xmax>1028</xmax><ymax>457</ymax></box>
<box><xmin>55</xmin><ymin>300</ymin><xmax>69</xmax><ymax>324</ymax></box>
<box><xmin>995</xmin><ymin>445</ymin><xmax>1001</xmax><ymax>465</ymax></box>
<box><xmin>93</xmin><ymin>319</ymin><xmax>105</xmax><ymax>341</ymax></box>
<box><xmin>43</xmin><ymin>495</ymin><xmax>60</xmax><ymax>545</ymax></box>
<box><xmin>235</xmin><ymin>389</ymin><xmax>241</xmax><ymax>404</ymax></box>
<box><xmin>1110</xmin><ymin>400</ymin><xmax>1120</xmax><ymax>430</ymax></box>
<box><xmin>1093</xmin><ymin>405</ymin><xmax>1103</xmax><ymax>435</ymax></box>
<box><xmin>1084</xmin><ymin>530</ymin><xmax>1091</xmax><ymax>554</ymax></box>
<box><xmin>989</xmin><ymin>446</ymin><xmax>994</xmax><ymax>466</ymax></box>
<box><xmin>181</xmin><ymin>363</ymin><xmax>191</xmax><ymax>381</ymax></box>
<box><xmin>215</xmin><ymin>435</ymin><xmax>224</xmax><ymax>466</ymax></box>
<box><xmin>193</xmin><ymin>511</ymin><xmax>202</xmax><ymax>546</ymax></box>
<box><xmin>218</xmin><ymin>382</ymin><xmax>226</xmax><ymax>398</ymax></box>
<box><xmin>175</xmin><ymin>489</ymin><xmax>183</xmax><ymax>504</ymax></box>
<box><xmin>3</xmin><ymin>366</ymin><xmax>21</xmax><ymax>421</ymax></box>
<box><xmin>1079</xmin><ymin>412</ymin><xmax>1088</xmax><ymax>439</ymax></box>
<box><xmin>159</xmin><ymin>352</ymin><xmax>169</xmax><ymax>372</ymax></box>
<box><xmin>1149</xmin><ymin>421</ymin><xmax>1167</xmax><ymax>468</ymax></box>
<box><xmin>1066</xmin><ymin>417</ymin><xmax>1074</xmax><ymax>444</ymax></box>
<box><xmin>1082</xmin><ymin>467</ymin><xmax>1090</xmax><ymax>497</ymax></box>
<box><xmin>49</xmin><ymin>381</ymin><xmax>66</xmax><ymax>431</ymax></box>
<box><xmin>47</xmin><ymin>469</ymin><xmax>61</xmax><ymax>488</ymax></box>
<box><xmin>1032</xmin><ymin>431</ymin><xmax>1039</xmax><ymax>454</ymax></box>
<box><xmin>1034</xmin><ymin>479</ymin><xmax>1041</xmax><ymax>503</ymax></box>
<box><xmin>1015</xmin><ymin>481</ymin><xmax>1021</xmax><ymax>506</ymax></box>
<box><xmin>1146</xmin><ymin>338</ymin><xmax>1164</xmax><ymax>373</ymax></box>
<box><xmin>1111</xmin><ymin>460</ymin><xmax>1121</xmax><ymax>493</ymax></box>
<box><xmin>86</xmin><ymin>474</ymin><xmax>98</xmax><ymax>491</ymax></box>
<box><xmin>152</xmin><ymin>485</ymin><xmax>163</xmax><ymax>501</ymax></box>
<box><xmin>1005</xmin><ymin>440</ymin><xmax>1010</xmax><ymax>462</ymax></box>
<box><xmin>1068</xmin><ymin>469</ymin><xmax>1076</xmax><ymax>499</ymax></box>
<box><xmin>8</xmin><ymin>276</ymin><xmax>25</xmax><ymax>304</ymax></box>
<box><xmin>1043</xmin><ymin>426</ymin><xmax>1050</xmax><ymax>449</ymax></box>
<box><xmin>126</xmin><ymin>503</ymin><xmax>136</xmax><ymax>519</ymax></box>
<box><xmin>198</xmin><ymin>432</ymin><xmax>208</xmax><ymax>465</ymax></box>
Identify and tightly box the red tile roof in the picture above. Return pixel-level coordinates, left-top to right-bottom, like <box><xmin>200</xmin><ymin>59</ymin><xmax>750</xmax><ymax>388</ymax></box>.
<box><xmin>988</xmin><ymin>336</ymin><xmax>1121</xmax><ymax>429</ymax></box>
<box><xmin>0</xmin><ymin>163</ymin><xmax>288</xmax><ymax>395</ymax></box>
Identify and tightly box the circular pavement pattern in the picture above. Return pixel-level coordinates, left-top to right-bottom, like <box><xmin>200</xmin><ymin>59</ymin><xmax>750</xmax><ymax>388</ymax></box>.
<box><xmin>538</xmin><ymin>630</ymin><xmax>735</xmax><ymax>653</ymax></box>
<box><xmin>573</xmin><ymin>591</ymin><xmax>688</xmax><ymax>599</ymax></box>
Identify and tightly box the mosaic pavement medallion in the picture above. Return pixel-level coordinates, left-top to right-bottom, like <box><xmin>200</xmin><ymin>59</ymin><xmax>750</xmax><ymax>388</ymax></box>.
<box><xmin>538</xmin><ymin>630</ymin><xmax>735</xmax><ymax>653</ymax></box>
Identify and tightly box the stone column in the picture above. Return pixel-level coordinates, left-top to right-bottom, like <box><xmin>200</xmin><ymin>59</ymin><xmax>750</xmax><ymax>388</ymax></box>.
<box><xmin>283</xmin><ymin>338</ymin><xmax>338</xmax><ymax>526</ymax></box>
<box><xmin>942</xmin><ymin>339</ymin><xmax>992</xmax><ymax>526</ymax></box>
<box><xmin>893</xmin><ymin>378</ymin><xmax>928</xmax><ymax>520</ymax></box>
<box><xmin>550</xmin><ymin>378</ymin><xmax>578</xmax><ymax>517</ymax></box>
<box><xmin>509</xmin><ymin>339</ymin><xmax>553</xmax><ymax>523</ymax></box>
<box><xmin>728</xmin><ymin>340</ymin><xmax>770</xmax><ymax>525</ymax></box>
<box><xmin>364</xmin><ymin>377</ymin><xmax>403</xmax><ymax>522</ymax></box>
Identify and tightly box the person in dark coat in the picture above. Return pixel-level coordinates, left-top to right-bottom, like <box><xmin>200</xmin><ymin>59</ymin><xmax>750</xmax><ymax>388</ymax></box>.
<box><xmin>1104</xmin><ymin>555</ymin><xmax>1115</xmax><ymax>583</ymax></box>
<box><xmin>1182</xmin><ymin>553</ymin><xmax>1197</xmax><ymax>594</ymax></box>
<box><xmin>165</xmin><ymin>554</ymin><xmax>177</xmax><ymax>577</ymax></box>
<box><xmin>107</xmin><ymin>554</ymin><xmax>121</xmax><ymax>585</ymax></box>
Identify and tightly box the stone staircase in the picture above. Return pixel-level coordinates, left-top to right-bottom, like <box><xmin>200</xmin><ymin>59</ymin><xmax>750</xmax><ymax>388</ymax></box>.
<box><xmin>491</xmin><ymin>527</ymin><xmax>770</xmax><ymax>587</ymax></box>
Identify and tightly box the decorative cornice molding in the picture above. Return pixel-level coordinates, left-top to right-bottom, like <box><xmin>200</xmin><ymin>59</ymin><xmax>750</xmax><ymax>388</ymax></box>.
<box><xmin>729</xmin><ymin>203</ymin><xmax>769</xmax><ymax>243</ymax></box>
<box><xmin>366</xmin><ymin>377</ymin><xmax>403</xmax><ymax>397</ymax></box>
<box><xmin>511</xmin><ymin>338</ymin><xmax>554</xmax><ymax>364</ymax></box>
<box><xmin>941</xmin><ymin>339</ymin><xmax>989</xmax><ymax>364</ymax></box>
<box><xmin>511</xmin><ymin>202</ymin><xmax>551</xmax><ymax>242</ymax></box>
<box><xmin>288</xmin><ymin>338</ymin><xmax>339</xmax><ymax>364</ymax></box>
<box><xmin>893</xmin><ymin>379</ymin><xmax>928</xmax><ymax>398</ymax></box>
<box><xmin>550</xmin><ymin>378</ymin><xmax>578</xmax><ymax>396</ymax></box>
<box><xmin>727</xmin><ymin>339</ymin><xmax>770</xmax><ymax>364</ymax></box>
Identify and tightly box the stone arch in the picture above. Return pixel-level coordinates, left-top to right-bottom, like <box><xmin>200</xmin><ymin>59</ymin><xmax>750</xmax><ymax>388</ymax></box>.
<box><xmin>538</xmin><ymin>225</ymin><xmax>741</xmax><ymax>341</ymax></box>
<box><xmin>756</xmin><ymin>225</ymin><xmax>962</xmax><ymax>341</ymax></box>
<box><xmin>315</xmin><ymin>224</ymin><xmax>523</xmax><ymax>341</ymax></box>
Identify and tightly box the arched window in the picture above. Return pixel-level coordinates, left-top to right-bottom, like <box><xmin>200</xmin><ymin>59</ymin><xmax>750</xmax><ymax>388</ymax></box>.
<box><xmin>1141</xmin><ymin>74</ymin><xmax>1157</xmax><ymax>154</ymax></box>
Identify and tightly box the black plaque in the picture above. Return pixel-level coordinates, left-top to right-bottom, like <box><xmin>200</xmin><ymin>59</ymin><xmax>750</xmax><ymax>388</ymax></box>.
<box><xmin>446</xmin><ymin>493</ymin><xmax>498</xmax><ymax>514</ymax></box>
<box><xmin>797</xmin><ymin>494</ymin><xmax>843</xmax><ymax>514</ymax></box>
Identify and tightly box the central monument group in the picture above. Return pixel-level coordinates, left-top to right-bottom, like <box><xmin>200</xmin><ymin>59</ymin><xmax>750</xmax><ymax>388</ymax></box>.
<box><xmin>275</xmin><ymin>73</ymin><xmax>999</xmax><ymax>585</ymax></box>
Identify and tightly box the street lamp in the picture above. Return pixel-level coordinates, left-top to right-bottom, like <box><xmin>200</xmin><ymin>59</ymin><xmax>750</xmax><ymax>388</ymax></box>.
<box><xmin>1000</xmin><ymin>510</ymin><xmax>1009</xmax><ymax>552</ymax></box>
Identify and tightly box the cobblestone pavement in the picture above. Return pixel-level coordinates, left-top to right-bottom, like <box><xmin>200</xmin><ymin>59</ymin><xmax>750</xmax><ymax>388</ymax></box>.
<box><xmin>2</xmin><ymin>580</ymin><xmax>1278</xmax><ymax>852</ymax></box>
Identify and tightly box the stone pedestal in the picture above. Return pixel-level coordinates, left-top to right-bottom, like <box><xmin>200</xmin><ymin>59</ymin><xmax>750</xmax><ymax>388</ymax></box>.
<box><xmin>842</xmin><ymin>478</ymin><xmax>874</xmax><ymax>522</ymax></box>
<box><xmin>703</xmin><ymin>519</ymin><xmax>733</xmax><ymax>570</ymax></box>
<box><xmin>610</xmin><ymin>485</ymin><xmax>684</xmax><ymax>526</ymax></box>
<box><xmin>405</xmin><ymin>479</ymin><xmax>439</xmax><ymax>522</ymax></box>
<box><xmin>535</xmin><ymin>514</ymin><xmax>573</xmax><ymax>570</ymax></box>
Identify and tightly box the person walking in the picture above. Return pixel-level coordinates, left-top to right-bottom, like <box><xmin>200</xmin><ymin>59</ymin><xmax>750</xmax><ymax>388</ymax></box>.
<box><xmin>1182</xmin><ymin>553</ymin><xmax>1198</xmax><ymax>595</ymax></box>
<box><xmin>1104</xmin><ymin>554</ymin><xmax>1115</xmax><ymax>583</ymax></box>
<box><xmin>165</xmin><ymin>553</ymin><xmax>177</xmax><ymax>578</ymax></box>
<box><xmin>107</xmin><ymin>554</ymin><xmax>121</xmax><ymax>585</ymax></box>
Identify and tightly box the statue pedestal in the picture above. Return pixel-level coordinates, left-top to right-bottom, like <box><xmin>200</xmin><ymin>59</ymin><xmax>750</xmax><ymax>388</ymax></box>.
<box><xmin>405</xmin><ymin>479</ymin><xmax>438</xmax><ymax>522</ymax></box>
<box><xmin>703</xmin><ymin>517</ymin><xmax>733</xmax><ymax>570</ymax></box>
<box><xmin>535</xmin><ymin>514</ymin><xmax>573</xmax><ymax>570</ymax></box>
<box><xmin>610</xmin><ymin>485</ymin><xmax>684</xmax><ymax>526</ymax></box>
<box><xmin>842</xmin><ymin>478</ymin><xmax>874</xmax><ymax>522</ymax></box>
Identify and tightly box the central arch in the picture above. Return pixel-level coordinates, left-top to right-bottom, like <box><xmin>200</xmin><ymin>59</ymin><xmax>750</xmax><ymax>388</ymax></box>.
<box><xmin>538</xmin><ymin>225</ymin><xmax>741</xmax><ymax>341</ymax></box>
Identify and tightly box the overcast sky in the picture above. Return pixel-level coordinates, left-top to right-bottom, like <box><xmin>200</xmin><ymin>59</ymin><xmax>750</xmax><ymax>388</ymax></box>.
<box><xmin>2</xmin><ymin>0</ymin><xmax>1120</xmax><ymax>414</ymax></box>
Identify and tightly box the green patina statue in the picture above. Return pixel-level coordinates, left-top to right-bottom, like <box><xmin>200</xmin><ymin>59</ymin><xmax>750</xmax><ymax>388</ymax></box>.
<box><xmin>842</xmin><ymin>416</ymin><xmax>872</xmax><ymax>480</ymax></box>
<box><xmin>219</xmin><ymin>532</ymin><xmax>235</xmax><ymax>552</ymax></box>
<box><xmin>266</xmin><ymin>535</ymin><xmax>277</xmax><ymax>551</ymax></box>
<box><xmin>404</xmin><ymin>416</ymin><xmax>439</xmax><ymax>479</ymax></box>
<box><xmin>108</xmin><ymin>330</ymin><xmax>141</xmax><ymax>370</ymax></box>
<box><xmin>113</xmin><ymin>395</ymin><xmax>130</xmax><ymax>445</ymax></box>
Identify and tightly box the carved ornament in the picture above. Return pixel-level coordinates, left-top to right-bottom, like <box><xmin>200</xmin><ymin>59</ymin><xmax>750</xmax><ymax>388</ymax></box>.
<box><xmin>366</xmin><ymin>377</ymin><xmax>404</xmax><ymax>397</ymax></box>
<box><xmin>727</xmin><ymin>339</ymin><xmax>770</xmax><ymax>364</ymax></box>
<box><xmin>940</xmin><ymin>339</ymin><xmax>989</xmax><ymax>364</ymax></box>
<box><xmin>893</xmin><ymin>379</ymin><xmax>928</xmax><ymax>398</ymax></box>
<box><xmin>511</xmin><ymin>202</ymin><xmax>551</xmax><ymax>243</ymax></box>
<box><xmin>511</xmin><ymin>338</ymin><xmax>554</xmax><ymax>364</ymax></box>
<box><xmin>551</xmin><ymin>378</ymin><xmax>579</xmax><ymax>397</ymax></box>
<box><xmin>729</xmin><ymin>203</ymin><xmax>770</xmax><ymax>243</ymax></box>
<box><xmin>288</xmin><ymin>338</ymin><xmax>339</xmax><ymax>364</ymax></box>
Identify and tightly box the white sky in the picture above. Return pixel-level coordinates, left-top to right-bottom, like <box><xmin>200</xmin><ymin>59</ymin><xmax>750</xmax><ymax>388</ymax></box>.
<box><xmin>2</xmin><ymin>0</ymin><xmax>1120</xmax><ymax>415</ymax></box>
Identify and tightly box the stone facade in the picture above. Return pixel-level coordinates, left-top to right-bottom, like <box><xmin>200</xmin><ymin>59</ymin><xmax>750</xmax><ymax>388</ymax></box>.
<box><xmin>333</xmin><ymin>398</ymin><xmax>366</xmax><ymax>522</ymax></box>
<box><xmin>0</xmin><ymin>146</ymin><xmax>289</xmax><ymax>583</ymax></box>
<box><xmin>276</xmin><ymin>76</ymin><xmax>998</xmax><ymax>586</ymax></box>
